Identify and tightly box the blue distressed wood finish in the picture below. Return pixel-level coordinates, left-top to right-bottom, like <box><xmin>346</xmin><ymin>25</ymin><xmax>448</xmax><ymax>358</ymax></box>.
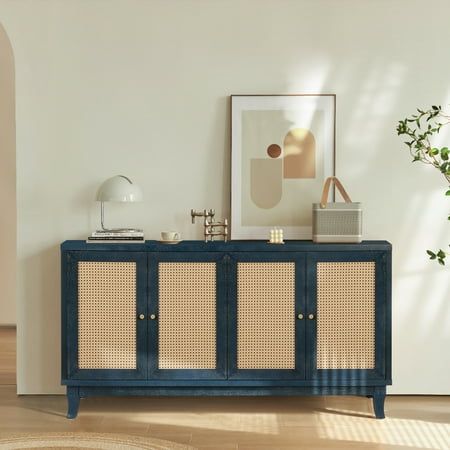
<box><xmin>78</xmin><ymin>385</ymin><xmax>380</xmax><ymax>397</ymax></box>
<box><xmin>67</xmin><ymin>386</ymin><xmax>80</xmax><ymax>419</ymax></box>
<box><xmin>63</xmin><ymin>378</ymin><xmax>389</xmax><ymax>387</ymax></box>
<box><xmin>62</xmin><ymin>240</ymin><xmax>391</xmax><ymax>253</ymax></box>
<box><xmin>61</xmin><ymin>240</ymin><xmax>392</xmax><ymax>420</ymax></box>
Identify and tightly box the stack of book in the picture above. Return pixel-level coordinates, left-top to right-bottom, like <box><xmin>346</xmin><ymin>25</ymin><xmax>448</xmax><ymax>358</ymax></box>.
<box><xmin>87</xmin><ymin>230</ymin><xmax>145</xmax><ymax>243</ymax></box>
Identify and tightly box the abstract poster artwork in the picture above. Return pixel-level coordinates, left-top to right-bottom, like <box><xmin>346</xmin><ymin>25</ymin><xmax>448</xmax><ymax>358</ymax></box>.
<box><xmin>231</xmin><ymin>94</ymin><xmax>335</xmax><ymax>239</ymax></box>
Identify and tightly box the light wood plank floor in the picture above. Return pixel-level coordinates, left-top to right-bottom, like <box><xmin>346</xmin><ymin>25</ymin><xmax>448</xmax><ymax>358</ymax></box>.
<box><xmin>0</xmin><ymin>326</ymin><xmax>15</xmax><ymax>385</ymax></box>
<box><xmin>1</xmin><ymin>327</ymin><xmax>449</xmax><ymax>450</ymax></box>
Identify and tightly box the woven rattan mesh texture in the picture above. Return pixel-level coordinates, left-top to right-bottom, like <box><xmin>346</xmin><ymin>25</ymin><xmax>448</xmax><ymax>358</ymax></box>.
<box><xmin>317</xmin><ymin>261</ymin><xmax>375</xmax><ymax>369</ymax></box>
<box><xmin>78</xmin><ymin>261</ymin><xmax>137</xmax><ymax>369</ymax></box>
<box><xmin>237</xmin><ymin>262</ymin><xmax>295</xmax><ymax>369</ymax></box>
<box><xmin>158</xmin><ymin>262</ymin><xmax>217</xmax><ymax>369</ymax></box>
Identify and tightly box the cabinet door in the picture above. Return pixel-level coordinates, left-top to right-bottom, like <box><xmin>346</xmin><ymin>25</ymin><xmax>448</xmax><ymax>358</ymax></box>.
<box><xmin>149</xmin><ymin>253</ymin><xmax>227</xmax><ymax>379</ymax></box>
<box><xmin>64</xmin><ymin>251</ymin><xmax>147</xmax><ymax>380</ymax></box>
<box><xmin>306</xmin><ymin>252</ymin><xmax>389</xmax><ymax>382</ymax></box>
<box><xmin>228</xmin><ymin>253</ymin><xmax>306</xmax><ymax>379</ymax></box>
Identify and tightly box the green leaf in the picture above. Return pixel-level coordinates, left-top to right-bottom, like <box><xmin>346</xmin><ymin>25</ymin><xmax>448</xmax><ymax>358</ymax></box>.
<box><xmin>438</xmin><ymin>258</ymin><xmax>445</xmax><ymax>266</ymax></box>
<box><xmin>437</xmin><ymin>250</ymin><xmax>446</xmax><ymax>258</ymax></box>
<box><xmin>446</xmin><ymin>189</ymin><xmax>450</xmax><ymax>196</ymax></box>
<box><xmin>432</xmin><ymin>105</ymin><xmax>439</xmax><ymax>110</ymax></box>
<box><xmin>427</xmin><ymin>250</ymin><xmax>436</xmax><ymax>259</ymax></box>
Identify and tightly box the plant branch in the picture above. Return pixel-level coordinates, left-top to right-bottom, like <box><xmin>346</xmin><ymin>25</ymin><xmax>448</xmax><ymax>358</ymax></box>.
<box><xmin>397</xmin><ymin>105</ymin><xmax>450</xmax><ymax>265</ymax></box>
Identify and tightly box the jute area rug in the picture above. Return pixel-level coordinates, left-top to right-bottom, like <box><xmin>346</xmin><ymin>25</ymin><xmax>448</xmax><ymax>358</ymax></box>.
<box><xmin>0</xmin><ymin>432</ymin><xmax>196</xmax><ymax>450</ymax></box>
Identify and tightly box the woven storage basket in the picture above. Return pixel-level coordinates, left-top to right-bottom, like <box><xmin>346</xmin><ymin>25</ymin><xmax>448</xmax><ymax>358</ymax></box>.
<box><xmin>313</xmin><ymin>177</ymin><xmax>362</xmax><ymax>243</ymax></box>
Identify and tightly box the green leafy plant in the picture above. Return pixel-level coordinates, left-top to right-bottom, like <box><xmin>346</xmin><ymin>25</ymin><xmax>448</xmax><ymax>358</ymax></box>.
<box><xmin>397</xmin><ymin>105</ymin><xmax>450</xmax><ymax>265</ymax></box>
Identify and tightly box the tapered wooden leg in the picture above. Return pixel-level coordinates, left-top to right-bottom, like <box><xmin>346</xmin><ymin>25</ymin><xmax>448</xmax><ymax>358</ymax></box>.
<box><xmin>372</xmin><ymin>387</ymin><xmax>386</xmax><ymax>419</ymax></box>
<box><xmin>67</xmin><ymin>387</ymin><xmax>80</xmax><ymax>419</ymax></box>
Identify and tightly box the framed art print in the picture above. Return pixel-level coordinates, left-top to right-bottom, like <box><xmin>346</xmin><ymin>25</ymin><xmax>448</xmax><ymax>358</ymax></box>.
<box><xmin>231</xmin><ymin>94</ymin><xmax>335</xmax><ymax>240</ymax></box>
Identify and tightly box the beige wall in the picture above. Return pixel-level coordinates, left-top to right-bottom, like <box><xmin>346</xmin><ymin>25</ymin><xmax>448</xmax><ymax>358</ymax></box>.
<box><xmin>0</xmin><ymin>23</ymin><xmax>16</xmax><ymax>326</ymax></box>
<box><xmin>0</xmin><ymin>0</ymin><xmax>448</xmax><ymax>394</ymax></box>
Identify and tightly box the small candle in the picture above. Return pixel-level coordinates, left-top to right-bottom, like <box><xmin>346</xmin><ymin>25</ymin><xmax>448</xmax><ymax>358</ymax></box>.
<box><xmin>275</xmin><ymin>229</ymin><xmax>281</xmax><ymax>243</ymax></box>
<box><xmin>269</xmin><ymin>229</ymin><xmax>275</xmax><ymax>243</ymax></box>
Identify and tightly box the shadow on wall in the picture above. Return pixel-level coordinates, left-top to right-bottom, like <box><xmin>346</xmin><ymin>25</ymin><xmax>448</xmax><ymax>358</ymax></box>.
<box><xmin>20</xmin><ymin>244</ymin><xmax>63</xmax><ymax>393</ymax></box>
<box><xmin>0</xmin><ymin>22</ymin><xmax>16</xmax><ymax>326</ymax></box>
<box><xmin>287</xmin><ymin>58</ymin><xmax>450</xmax><ymax>393</ymax></box>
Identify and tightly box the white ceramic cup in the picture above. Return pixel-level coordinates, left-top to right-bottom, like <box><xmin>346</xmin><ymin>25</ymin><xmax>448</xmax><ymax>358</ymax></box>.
<box><xmin>161</xmin><ymin>231</ymin><xmax>180</xmax><ymax>241</ymax></box>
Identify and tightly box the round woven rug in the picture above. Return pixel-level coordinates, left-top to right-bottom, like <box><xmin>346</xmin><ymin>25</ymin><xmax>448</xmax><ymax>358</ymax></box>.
<box><xmin>0</xmin><ymin>432</ymin><xmax>196</xmax><ymax>450</ymax></box>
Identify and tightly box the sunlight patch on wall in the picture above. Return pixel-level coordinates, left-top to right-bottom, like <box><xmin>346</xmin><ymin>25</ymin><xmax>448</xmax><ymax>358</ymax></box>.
<box><xmin>342</xmin><ymin>62</ymin><xmax>407</xmax><ymax>167</ymax></box>
<box><xmin>287</xmin><ymin>62</ymin><xmax>330</xmax><ymax>94</ymax></box>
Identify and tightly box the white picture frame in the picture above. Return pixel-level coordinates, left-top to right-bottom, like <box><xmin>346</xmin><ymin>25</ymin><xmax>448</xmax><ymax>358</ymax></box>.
<box><xmin>231</xmin><ymin>94</ymin><xmax>336</xmax><ymax>240</ymax></box>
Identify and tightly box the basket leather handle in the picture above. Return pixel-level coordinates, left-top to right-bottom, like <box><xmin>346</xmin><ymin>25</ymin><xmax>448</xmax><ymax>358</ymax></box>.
<box><xmin>320</xmin><ymin>176</ymin><xmax>352</xmax><ymax>208</ymax></box>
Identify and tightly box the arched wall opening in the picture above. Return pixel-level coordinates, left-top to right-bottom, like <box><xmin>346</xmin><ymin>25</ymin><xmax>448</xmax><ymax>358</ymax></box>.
<box><xmin>0</xmin><ymin>23</ymin><xmax>17</xmax><ymax>329</ymax></box>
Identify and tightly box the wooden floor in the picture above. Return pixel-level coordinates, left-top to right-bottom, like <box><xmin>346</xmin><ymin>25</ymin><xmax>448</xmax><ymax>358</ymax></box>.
<box><xmin>1</xmin><ymin>327</ymin><xmax>449</xmax><ymax>450</ymax></box>
<box><xmin>0</xmin><ymin>326</ymin><xmax>15</xmax><ymax>385</ymax></box>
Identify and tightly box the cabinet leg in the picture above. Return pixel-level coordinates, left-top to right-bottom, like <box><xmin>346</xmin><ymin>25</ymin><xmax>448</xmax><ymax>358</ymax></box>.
<box><xmin>372</xmin><ymin>387</ymin><xmax>386</xmax><ymax>419</ymax></box>
<box><xmin>67</xmin><ymin>387</ymin><xmax>80</xmax><ymax>419</ymax></box>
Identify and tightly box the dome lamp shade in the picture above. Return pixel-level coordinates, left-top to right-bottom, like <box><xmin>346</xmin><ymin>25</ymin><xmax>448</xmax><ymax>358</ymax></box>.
<box><xmin>96</xmin><ymin>175</ymin><xmax>143</xmax><ymax>202</ymax></box>
<box><xmin>95</xmin><ymin>175</ymin><xmax>143</xmax><ymax>232</ymax></box>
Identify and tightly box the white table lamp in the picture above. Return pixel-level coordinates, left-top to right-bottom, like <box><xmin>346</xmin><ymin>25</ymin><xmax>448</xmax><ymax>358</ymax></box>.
<box><xmin>96</xmin><ymin>175</ymin><xmax>143</xmax><ymax>232</ymax></box>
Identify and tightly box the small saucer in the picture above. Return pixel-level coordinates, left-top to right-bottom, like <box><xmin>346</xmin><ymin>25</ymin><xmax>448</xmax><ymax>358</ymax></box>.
<box><xmin>158</xmin><ymin>239</ymin><xmax>183</xmax><ymax>244</ymax></box>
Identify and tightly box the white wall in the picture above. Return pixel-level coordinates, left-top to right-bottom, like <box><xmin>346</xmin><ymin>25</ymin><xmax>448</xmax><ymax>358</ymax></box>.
<box><xmin>0</xmin><ymin>0</ymin><xmax>448</xmax><ymax>394</ymax></box>
<box><xmin>0</xmin><ymin>23</ymin><xmax>16</xmax><ymax>325</ymax></box>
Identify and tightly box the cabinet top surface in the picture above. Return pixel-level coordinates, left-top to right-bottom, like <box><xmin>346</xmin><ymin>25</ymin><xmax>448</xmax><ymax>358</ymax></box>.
<box><xmin>61</xmin><ymin>240</ymin><xmax>391</xmax><ymax>252</ymax></box>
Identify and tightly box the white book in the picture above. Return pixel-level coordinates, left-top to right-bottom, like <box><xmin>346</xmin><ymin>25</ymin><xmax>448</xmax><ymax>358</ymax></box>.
<box><xmin>86</xmin><ymin>240</ymin><xmax>145</xmax><ymax>244</ymax></box>
<box><xmin>91</xmin><ymin>231</ymin><xmax>144</xmax><ymax>237</ymax></box>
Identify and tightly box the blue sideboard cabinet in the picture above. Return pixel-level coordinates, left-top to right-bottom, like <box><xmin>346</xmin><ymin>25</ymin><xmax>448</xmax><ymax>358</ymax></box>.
<box><xmin>61</xmin><ymin>240</ymin><xmax>392</xmax><ymax>419</ymax></box>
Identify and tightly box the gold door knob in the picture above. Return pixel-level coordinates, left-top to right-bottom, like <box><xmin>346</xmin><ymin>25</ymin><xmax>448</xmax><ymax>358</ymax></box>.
<box><xmin>297</xmin><ymin>313</ymin><xmax>304</xmax><ymax>320</ymax></box>
<box><xmin>308</xmin><ymin>313</ymin><xmax>315</xmax><ymax>320</ymax></box>
<box><xmin>138</xmin><ymin>314</ymin><xmax>145</xmax><ymax>320</ymax></box>
<box><xmin>149</xmin><ymin>314</ymin><xmax>157</xmax><ymax>320</ymax></box>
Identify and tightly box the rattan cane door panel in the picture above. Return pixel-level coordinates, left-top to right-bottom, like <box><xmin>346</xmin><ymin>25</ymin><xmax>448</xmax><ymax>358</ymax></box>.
<box><xmin>316</xmin><ymin>262</ymin><xmax>375</xmax><ymax>370</ymax></box>
<box><xmin>158</xmin><ymin>262</ymin><xmax>217</xmax><ymax>370</ymax></box>
<box><xmin>307</xmin><ymin>251</ymin><xmax>387</xmax><ymax>382</ymax></box>
<box><xmin>78</xmin><ymin>261</ymin><xmax>137</xmax><ymax>369</ymax></box>
<box><xmin>228</xmin><ymin>254</ymin><xmax>306</xmax><ymax>380</ymax></box>
<box><xmin>237</xmin><ymin>262</ymin><xmax>295</xmax><ymax>369</ymax></box>
<box><xmin>149</xmin><ymin>254</ymin><xmax>227</xmax><ymax>380</ymax></box>
<box><xmin>65</xmin><ymin>251</ymin><xmax>147</xmax><ymax>381</ymax></box>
